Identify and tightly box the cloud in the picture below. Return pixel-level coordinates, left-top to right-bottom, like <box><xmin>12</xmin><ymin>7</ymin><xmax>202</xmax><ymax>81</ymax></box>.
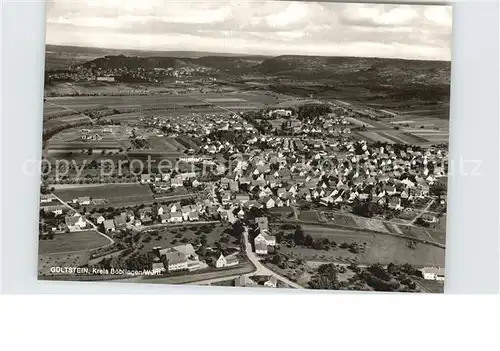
<box><xmin>45</xmin><ymin>0</ymin><xmax>452</xmax><ymax>61</ymax></box>
<box><xmin>424</xmin><ymin>6</ymin><xmax>453</xmax><ymax>27</ymax></box>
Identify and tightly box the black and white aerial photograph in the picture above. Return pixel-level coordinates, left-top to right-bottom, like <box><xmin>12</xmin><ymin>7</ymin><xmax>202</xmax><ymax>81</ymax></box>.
<box><xmin>38</xmin><ymin>0</ymin><xmax>451</xmax><ymax>293</ymax></box>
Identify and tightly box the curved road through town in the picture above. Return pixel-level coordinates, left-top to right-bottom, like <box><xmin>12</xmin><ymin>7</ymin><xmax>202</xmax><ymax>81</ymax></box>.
<box><xmin>187</xmin><ymin>227</ymin><xmax>304</xmax><ymax>289</ymax></box>
<box><xmin>241</xmin><ymin>227</ymin><xmax>304</xmax><ymax>289</ymax></box>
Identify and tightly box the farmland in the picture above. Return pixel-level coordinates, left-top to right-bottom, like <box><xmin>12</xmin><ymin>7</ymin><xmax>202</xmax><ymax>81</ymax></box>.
<box><xmin>38</xmin><ymin>251</ymin><xmax>90</xmax><ymax>277</ymax></box>
<box><xmin>43</xmin><ymin>90</ymin><xmax>278</xmax><ymax>117</ymax></box>
<box><xmin>279</xmin><ymin>224</ymin><xmax>445</xmax><ymax>268</ymax></box>
<box><xmin>306</xmin><ymin>210</ymin><xmax>447</xmax><ymax>246</ymax></box>
<box><xmin>38</xmin><ymin>230</ymin><xmax>112</xmax><ymax>255</ymax></box>
<box><xmin>54</xmin><ymin>183</ymin><xmax>155</xmax><ymax>208</ymax></box>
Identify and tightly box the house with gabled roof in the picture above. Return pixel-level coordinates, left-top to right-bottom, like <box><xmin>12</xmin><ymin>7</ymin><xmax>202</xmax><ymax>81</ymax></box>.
<box><xmin>258</xmin><ymin>196</ymin><xmax>274</xmax><ymax>209</ymax></box>
<box><xmin>103</xmin><ymin>219</ymin><xmax>115</xmax><ymax>233</ymax></box>
<box><xmin>421</xmin><ymin>267</ymin><xmax>445</xmax><ymax>281</ymax></box>
<box><xmin>114</xmin><ymin>214</ymin><xmax>127</xmax><ymax>229</ymax></box>
<box><xmin>159</xmin><ymin>213</ymin><xmax>171</xmax><ymax>223</ymax></box>
<box><xmin>90</xmin><ymin>213</ymin><xmax>105</xmax><ymax>225</ymax></box>
<box><xmin>235</xmin><ymin>194</ymin><xmax>250</xmax><ymax>204</ymax></box>
<box><xmin>216</xmin><ymin>253</ymin><xmax>239</xmax><ymax>268</ymax></box>
<box><xmin>65</xmin><ymin>215</ymin><xmax>87</xmax><ymax>232</ymax></box>
<box><xmin>264</xmin><ymin>276</ymin><xmax>278</xmax><ymax>288</ymax></box>
<box><xmin>388</xmin><ymin>197</ymin><xmax>402</xmax><ymax>210</ymax></box>
<box><xmin>164</xmin><ymin>251</ymin><xmax>188</xmax><ymax>272</ymax></box>
<box><xmin>140</xmin><ymin>173</ymin><xmax>152</xmax><ymax>184</ymax></box>
<box><xmin>170</xmin><ymin>212</ymin><xmax>183</xmax><ymax>223</ymax></box>
<box><xmin>255</xmin><ymin>241</ymin><xmax>268</xmax><ymax>255</ymax></box>
<box><xmin>255</xmin><ymin>217</ymin><xmax>268</xmax><ymax>231</ymax></box>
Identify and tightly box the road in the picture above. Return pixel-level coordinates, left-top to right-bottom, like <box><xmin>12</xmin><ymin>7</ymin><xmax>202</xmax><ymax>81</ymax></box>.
<box><xmin>241</xmin><ymin>227</ymin><xmax>304</xmax><ymax>289</ymax></box>
<box><xmin>50</xmin><ymin>193</ymin><xmax>114</xmax><ymax>246</ymax></box>
<box><xmin>187</xmin><ymin>226</ymin><xmax>304</xmax><ymax>288</ymax></box>
<box><xmin>45</xmin><ymin>100</ymin><xmax>94</xmax><ymax>123</ymax></box>
<box><xmin>408</xmin><ymin>199</ymin><xmax>435</xmax><ymax>225</ymax></box>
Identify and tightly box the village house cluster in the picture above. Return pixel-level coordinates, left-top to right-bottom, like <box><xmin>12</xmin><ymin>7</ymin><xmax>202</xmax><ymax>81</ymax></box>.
<box><xmin>149</xmin><ymin>244</ymin><xmax>208</xmax><ymax>273</ymax></box>
<box><xmin>139</xmin><ymin>112</ymin><xmax>256</xmax><ymax>137</ymax></box>
<box><xmin>47</xmin><ymin>64</ymin><xmax>212</xmax><ymax>84</ymax></box>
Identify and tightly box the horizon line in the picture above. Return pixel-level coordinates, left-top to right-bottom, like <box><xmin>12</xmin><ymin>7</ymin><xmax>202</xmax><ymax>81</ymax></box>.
<box><xmin>45</xmin><ymin>43</ymin><xmax>451</xmax><ymax>63</ymax></box>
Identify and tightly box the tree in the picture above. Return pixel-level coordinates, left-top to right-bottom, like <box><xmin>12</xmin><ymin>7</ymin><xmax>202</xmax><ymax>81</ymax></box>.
<box><xmin>293</xmin><ymin>226</ymin><xmax>305</xmax><ymax>246</ymax></box>
<box><xmin>387</xmin><ymin>262</ymin><xmax>399</xmax><ymax>276</ymax></box>
<box><xmin>304</xmin><ymin>234</ymin><xmax>313</xmax><ymax>247</ymax></box>
<box><xmin>275</xmin><ymin>231</ymin><xmax>284</xmax><ymax>243</ymax></box>
<box><xmin>309</xmin><ymin>264</ymin><xmax>339</xmax><ymax>290</ymax></box>
<box><xmin>232</xmin><ymin>221</ymin><xmax>245</xmax><ymax>237</ymax></box>
<box><xmin>367</xmin><ymin>264</ymin><xmax>391</xmax><ymax>281</ymax></box>
<box><xmin>200</xmin><ymin>234</ymin><xmax>208</xmax><ymax>247</ymax></box>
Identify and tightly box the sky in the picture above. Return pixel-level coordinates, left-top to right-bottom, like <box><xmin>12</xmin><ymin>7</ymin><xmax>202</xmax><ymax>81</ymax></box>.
<box><xmin>45</xmin><ymin>0</ymin><xmax>453</xmax><ymax>61</ymax></box>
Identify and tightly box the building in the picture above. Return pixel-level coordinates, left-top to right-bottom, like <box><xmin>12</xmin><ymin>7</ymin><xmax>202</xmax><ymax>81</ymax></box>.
<box><xmin>140</xmin><ymin>174</ymin><xmax>151</xmax><ymax>184</ymax></box>
<box><xmin>90</xmin><ymin>213</ymin><xmax>105</xmax><ymax>225</ymax></box>
<box><xmin>268</xmin><ymin>109</ymin><xmax>292</xmax><ymax>118</ymax></box>
<box><xmin>215</xmin><ymin>254</ymin><xmax>239</xmax><ymax>268</ymax></box>
<box><xmin>151</xmin><ymin>262</ymin><xmax>166</xmax><ymax>274</ymax></box>
<box><xmin>65</xmin><ymin>215</ymin><xmax>87</xmax><ymax>232</ymax></box>
<box><xmin>255</xmin><ymin>217</ymin><xmax>269</xmax><ymax>231</ymax></box>
<box><xmin>172</xmin><ymin>244</ymin><xmax>199</xmax><ymax>261</ymax></box>
<box><xmin>188</xmin><ymin>211</ymin><xmax>199</xmax><ymax>221</ymax></box>
<box><xmin>264</xmin><ymin>276</ymin><xmax>278</xmax><ymax>288</ymax></box>
<box><xmin>171</xmin><ymin>177</ymin><xmax>184</xmax><ymax>187</ymax></box>
<box><xmin>77</xmin><ymin>196</ymin><xmax>91</xmax><ymax>205</ymax></box>
<box><xmin>254</xmin><ymin>233</ymin><xmax>276</xmax><ymax>247</ymax></box>
<box><xmin>159</xmin><ymin>213</ymin><xmax>170</xmax><ymax>223</ymax></box>
<box><xmin>170</xmin><ymin>212</ymin><xmax>183</xmax><ymax>223</ymax></box>
<box><xmin>157</xmin><ymin>244</ymin><xmax>201</xmax><ymax>272</ymax></box>
<box><xmin>103</xmin><ymin>219</ymin><xmax>115</xmax><ymax>233</ymax></box>
<box><xmin>165</xmin><ymin>251</ymin><xmax>188</xmax><ymax>272</ymax></box>
<box><xmin>421</xmin><ymin>267</ymin><xmax>445</xmax><ymax>281</ymax></box>
<box><xmin>255</xmin><ymin>241</ymin><xmax>268</xmax><ymax>255</ymax></box>
<box><xmin>40</xmin><ymin>194</ymin><xmax>54</xmax><ymax>203</ymax></box>
<box><xmin>42</xmin><ymin>205</ymin><xmax>65</xmax><ymax>216</ymax></box>
<box><xmin>422</xmin><ymin>213</ymin><xmax>438</xmax><ymax>224</ymax></box>
<box><xmin>113</xmin><ymin>214</ymin><xmax>127</xmax><ymax>229</ymax></box>
<box><xmin>96</xmin><ymin>76</ymin><xmax>115</xmax><ymax>82</ymax></box>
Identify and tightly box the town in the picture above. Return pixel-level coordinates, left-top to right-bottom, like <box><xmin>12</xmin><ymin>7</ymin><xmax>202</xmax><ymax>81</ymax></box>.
<box><xmin>39</xmin><ymin>94</ymin><xmax>448</xmax><ymax>292</ymax></box>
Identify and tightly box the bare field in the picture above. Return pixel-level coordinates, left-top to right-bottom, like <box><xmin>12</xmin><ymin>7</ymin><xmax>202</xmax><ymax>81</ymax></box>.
<box><xmin>358</xmin><ymin>131</ymin><xmax>394</xmax><ymax>144</ymax></box>
<box><xmin>55</xmin><ymin>183</ymin><xmax>154</xmax><ymax>203</ymax></box>
<box><xmin>38</xmin><ymin>231</ymin><xmax>111</xmax><ymax>255</ymax></box>
<box><xmin>147</xmin><ymin>136</ymin><xmax>180</xmax><ymax>152</ymax></box>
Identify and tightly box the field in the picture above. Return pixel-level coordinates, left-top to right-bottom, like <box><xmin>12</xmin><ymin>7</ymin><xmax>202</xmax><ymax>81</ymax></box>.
<box><xmin>398</xmin><ymin>225</ymin><xmax>447</xmax><ymax>246</ymax></box>
<box><xmin>43</xmin><ymin>90</ymin><xmax>276</xmax><ymax>116</ymax></box>
<box><xmin>38</xmin><ymin>251</ymin><xmax>90</xmax><ymax>276</ymax></box>
<box><xmin>298</xmin><ymin>211</ymin><xmax>319</xmax><ymax>222</ymax></box>
<box><xmin>354</xmin><ymin>129</ymin><xmax>428</xmax><ymax>145</ymax></box>
<box><xmin>54</xmin><ymin>184</ymin><xmax>154</xmax><ymax>208</ymax></box>
<box><xmin>279</xmin><ymin>225</ymin><xmax>445</xmax><ymax>268</ymax></box>
<box><xmin>314</xmin><ymin>211</ymin><xmax>446</xmax><ymax>245</ymax></box>
<box><xmin>38</xmin><ymin>231</ymin><xmax>112</xmax><ymax>255</ymax></box>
